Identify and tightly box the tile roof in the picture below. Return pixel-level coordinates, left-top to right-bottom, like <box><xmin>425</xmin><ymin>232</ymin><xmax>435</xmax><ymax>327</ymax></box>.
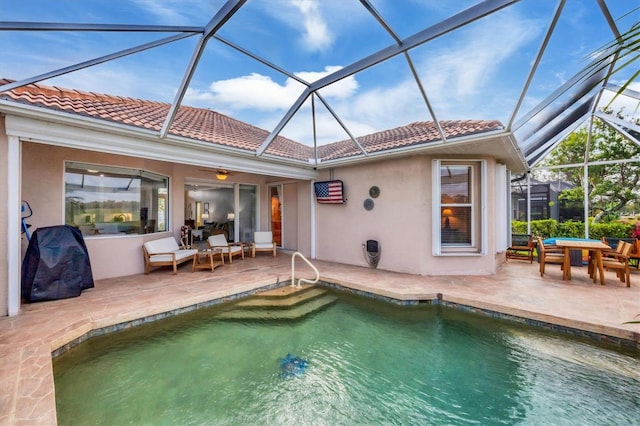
<box><xmin>318</xmin><ymin>120</ymin><xmax>504</xmax><ymax>160</ymax></box>
<box><xmin>0</xmin><ymin>79</ymin><xmax>502</xmax><ymax>164</ymax></box>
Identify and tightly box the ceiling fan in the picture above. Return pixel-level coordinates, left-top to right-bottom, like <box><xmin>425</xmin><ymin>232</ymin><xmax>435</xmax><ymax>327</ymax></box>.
<box><xmin>198</xmin><ymin>168</ymin><xmax>234</xmax><ymax>181</ymax></box>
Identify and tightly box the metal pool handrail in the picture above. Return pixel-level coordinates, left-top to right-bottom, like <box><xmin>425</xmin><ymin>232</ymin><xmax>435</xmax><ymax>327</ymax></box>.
<box><xmin>291</xmin><ymin>252</ymin><xmax>319</xmax><ymax>288</ymax></box>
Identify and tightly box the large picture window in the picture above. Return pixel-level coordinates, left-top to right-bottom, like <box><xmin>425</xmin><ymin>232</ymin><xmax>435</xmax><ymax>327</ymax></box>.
<box><xmin>433</xmin><ymin>160</ymin><xmax>485</xmax><ymax>254</ymax></box>
<box><xmin>65</xmin><ymin>162</ymin><xmax>169</xmax><ymax>236</ymax></box>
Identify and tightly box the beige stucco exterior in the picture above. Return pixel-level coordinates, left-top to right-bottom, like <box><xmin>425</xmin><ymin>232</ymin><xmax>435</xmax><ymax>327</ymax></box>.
<box><xmin>1</xmin><ymin>112</ymin><xmax>509</xmax><ymax>316</ymax></box>
<box><xmin>313</xmin><ymin>156</ymin><xmax>501</xmax><ymax>275</ymax></box>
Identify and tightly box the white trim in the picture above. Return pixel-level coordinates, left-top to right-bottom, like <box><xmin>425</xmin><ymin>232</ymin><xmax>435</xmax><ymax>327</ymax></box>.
<box><xmin>431</xmin><ymin>160</ymin><xmax>441</xmax><ymax>255</ymax></box>
<box><xmin>432</xmin><ymin>159</ymin><xmax>486</xmax><ymax>256</ymax></box>
<box><xmin>310</xmin><ymin>181</ymin><xmax>316</xmax><ymax>259</ymax></box>
<box><xmin>480</xmin><ymin>159</ymin><xmax>487</xmax><ymax>255</ymax></box>
<box><xmin>7</xmin><ymin>136</ymin><xmax>21</xmax><ymax>316</ymax></box>
<box><xmin>233</xmin><ymin>184</ymin><xmax>240</xmax><ymax>243</ymax></box>
<box><xmin>495</xmin><ymin>164</ymin><xmax>508</xmax><ymax>252</ymax></box>
<box><xmin>4</xmin><ymin>115</ymin><xmax>318</xmax><ymax>181</ymax></box>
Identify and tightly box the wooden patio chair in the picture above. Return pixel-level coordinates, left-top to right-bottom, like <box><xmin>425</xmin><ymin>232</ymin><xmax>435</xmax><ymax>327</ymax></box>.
<box><xmin>536</xmin><ymin>237</ymin><xmax>565</xmax><ymax>277</ymax></box>
<box><xmin>506</xmin><ymin>234</ymin><xmax>534</xmax><ymax>263</ymax></box>
<box><xmin>629</xmin><ymin>240</ymin><xmax>640</xmax><ymax>269</ymax></box>
<box><xmin>207</xmin><ymin>234</ymin><xmax>244</xmax><ymax>264</ymax></box>
<box><xmin>601</xmin><ymin>241</ymin><xmax>633</xmax><ymax>287</ymax></box>
<box><xmin>251</xmin><ymin>231</ymin><xmax>277</xmax><ymax>257</ymax></box>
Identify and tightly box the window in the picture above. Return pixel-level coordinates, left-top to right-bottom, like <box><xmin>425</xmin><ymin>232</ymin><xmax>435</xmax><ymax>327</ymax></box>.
<box><xmin>433</xmin><ymin>160</ymin><xmax>485</xmax><ymax>254</ymax></box>
<box><xmin>65</xmin><ymin>162</ymin><xmax>169</xmax><ymax>236</ymax></box>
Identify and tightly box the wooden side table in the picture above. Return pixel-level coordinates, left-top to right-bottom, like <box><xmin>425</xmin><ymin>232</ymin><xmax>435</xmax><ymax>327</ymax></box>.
<box><xmin>192</xmin><ymin>249</ymin><xmax>224</xmax><ymax>272</ymax></box>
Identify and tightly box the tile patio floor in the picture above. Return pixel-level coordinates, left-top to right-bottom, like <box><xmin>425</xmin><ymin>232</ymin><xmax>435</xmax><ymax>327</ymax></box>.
<box><xmin>1</xmin><ymin>253</ymin><xmax>639</xmax><ymax>425</ymax></box>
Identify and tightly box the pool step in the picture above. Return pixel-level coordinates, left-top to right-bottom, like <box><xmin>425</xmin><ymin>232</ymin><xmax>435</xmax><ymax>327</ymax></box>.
<box><xmin>235</xmin><ymin>287</ymin><xmax>327</xmax><ymax>308</ymax></box>
<box><xmin>216</xmin><ymin>287</ymin><xmax>337</xmax><ymax>320</ymax></box>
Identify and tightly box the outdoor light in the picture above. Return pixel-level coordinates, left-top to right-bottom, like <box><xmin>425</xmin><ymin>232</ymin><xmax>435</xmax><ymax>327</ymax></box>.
<box><xmin>216</xmin><ymin>173</ymin><xmax>228</xmax><ymax>180</ymax></box>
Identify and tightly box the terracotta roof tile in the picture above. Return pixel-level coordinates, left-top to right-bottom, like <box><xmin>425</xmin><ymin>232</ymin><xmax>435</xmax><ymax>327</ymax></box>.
<box><xmin>0</xmin><ymin>79</ymin><xmax>502</xmax><ymax>164</ymax></box>
<box><xmin>317</xmin><ymin>120</ymin><xmax>503</xmax><ymax>161</ymax></box>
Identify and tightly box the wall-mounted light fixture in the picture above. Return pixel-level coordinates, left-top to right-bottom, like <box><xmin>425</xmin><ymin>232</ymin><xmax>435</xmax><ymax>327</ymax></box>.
<box><xmin>227</xmin><ymin>213</ymin><xmax>235</xmax><ymax>221</ymax></box>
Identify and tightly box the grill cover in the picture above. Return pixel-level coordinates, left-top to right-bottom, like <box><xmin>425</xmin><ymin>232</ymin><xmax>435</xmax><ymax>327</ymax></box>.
<box><xmin>22</xmin><ymin>225</ymin><xmax>94</xmax><ymax>302</ymax></box>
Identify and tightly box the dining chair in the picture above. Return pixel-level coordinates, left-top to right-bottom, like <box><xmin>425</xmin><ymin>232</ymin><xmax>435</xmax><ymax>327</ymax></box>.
<box><xmin>506</xmin><ymin>234</ymin><xmax>535</xmax><ymax>263</ymax></box>
<box><xmin>536</xmin><ymin>237</ymin><xmax>566</xmax><ymax>277</ymax></box>
<box><xmin>601</xmin><ymin>241</ymin><xmax>633</xmax><ymax>287</ymax></box>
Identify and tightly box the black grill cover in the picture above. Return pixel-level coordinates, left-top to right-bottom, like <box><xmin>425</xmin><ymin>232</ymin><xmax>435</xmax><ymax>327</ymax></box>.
<box><xmin>21</xmin><ymin>225</ymin><xmax>94</xmax><ymax>302</ymax></box>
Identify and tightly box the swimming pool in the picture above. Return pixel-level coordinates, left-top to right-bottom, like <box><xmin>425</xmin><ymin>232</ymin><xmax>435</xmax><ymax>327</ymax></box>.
<box><xmin>53</xmin><ymin>288</ymin><xmax>640</xmax><ymax>425</ymax></box>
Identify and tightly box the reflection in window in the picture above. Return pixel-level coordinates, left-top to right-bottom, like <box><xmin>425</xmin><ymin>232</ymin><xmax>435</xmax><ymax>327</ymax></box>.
<box><xmin>65</xmin><ymin>162</ymin><xmax>169</xmax><ymax>236</ymax></box>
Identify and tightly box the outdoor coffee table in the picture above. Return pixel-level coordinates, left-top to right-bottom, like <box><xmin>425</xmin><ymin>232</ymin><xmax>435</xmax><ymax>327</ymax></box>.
<box><xmin>192</xmin><ymin>249</ymin><xmax>224</xmax><ymax>272</ymax></box>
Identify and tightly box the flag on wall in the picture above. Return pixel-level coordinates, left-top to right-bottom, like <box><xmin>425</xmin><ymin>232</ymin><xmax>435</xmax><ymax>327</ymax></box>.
<box><xmin>314</xmin><ymin>180</ymin><xmax>345</xmax><ymax>204</ymax></box>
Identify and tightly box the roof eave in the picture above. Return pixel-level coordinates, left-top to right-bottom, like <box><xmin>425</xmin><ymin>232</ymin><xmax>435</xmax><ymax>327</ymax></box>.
<box><xmin>314</xmin><ymin>129</ymin><xmax>527</xmax><ymax>171</ymax></box>
<box><xmin>0</xmin><ymin>100</ymin><xmax>318</xmax><ymax>180</ymax></box>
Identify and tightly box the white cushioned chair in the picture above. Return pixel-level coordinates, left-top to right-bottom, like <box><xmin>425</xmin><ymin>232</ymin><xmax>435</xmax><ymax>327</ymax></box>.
<box><xmin>207</xmin><ymin>234</ymin><xmax>244</xmax><ymax>264</ymax></box>
<box><xmin>143</xmin><ymin>237</ymin><xmax>198</xmax><ymax>274</ymax></box>
<box><xmin>252</xmin><ymin>231</ymin><xmax>276</xmax><ymax>257</ymax></box>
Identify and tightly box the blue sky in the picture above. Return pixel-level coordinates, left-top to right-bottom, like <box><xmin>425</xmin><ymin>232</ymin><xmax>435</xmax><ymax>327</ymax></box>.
<box><xmin>1</xmin><ymin>0</ymin><xmax>638</xmax><ymax>146</ymax></box>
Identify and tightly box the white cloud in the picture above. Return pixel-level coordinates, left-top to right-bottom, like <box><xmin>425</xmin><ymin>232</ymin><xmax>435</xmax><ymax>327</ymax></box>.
<box><xmin>425</xmin><ymin>15</ymin><xmax>540</xmax><ymax>102</ymax></box>
<box><xmin>289</xmin><ymin>0</ymin><xmax>333</xmax><ymax>51</ymax></box>
<box><xmin>185</xmin><ymin>66</ymin><xmax>358</xmax><ymax>112</ymax></box>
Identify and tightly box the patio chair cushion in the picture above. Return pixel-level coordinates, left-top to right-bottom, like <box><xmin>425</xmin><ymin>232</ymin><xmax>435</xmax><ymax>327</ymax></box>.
<box><xmin>143</xmin><ymin>237</ymin><xmax>197</xmax><ymax>274</ymax></box>
<box><xmin>207</xmin><ymin>234</ymin><xmax>244</xmax><ymax>263</ymax></box>
<box><xmin>252</xmin><ymin>231</ymin><xmax>276</xmax><ymax>257</ymax></box>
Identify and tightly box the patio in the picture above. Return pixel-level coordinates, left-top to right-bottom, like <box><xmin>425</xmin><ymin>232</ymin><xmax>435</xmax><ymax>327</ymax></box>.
<box><xmin>1</xmin><ymin>253</ymin><xmax>638</xmax><ymax>425</ymax></box>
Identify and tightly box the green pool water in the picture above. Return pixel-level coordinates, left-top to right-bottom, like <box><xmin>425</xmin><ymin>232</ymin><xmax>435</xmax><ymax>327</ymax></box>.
<box><xmin>54</xmin><ymin>291</ymin><xmax>640</xmax><ymax>425</ymax></box>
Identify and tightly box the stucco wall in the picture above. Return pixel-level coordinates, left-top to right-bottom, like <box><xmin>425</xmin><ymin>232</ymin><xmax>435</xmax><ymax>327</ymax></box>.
<box><xmin>314</xmin><ymin>155</ymin><xmax>500</xmax><ymax>275</ymax></box>
<box><xmin>296</xmin><ymin>182</ymin><xmax>312</xmax><ymax>257</ymax></box>
<box><xmin>282</xmin><ymin>183</ymin><xmax>298</xmax><ymax>251</ymax></box>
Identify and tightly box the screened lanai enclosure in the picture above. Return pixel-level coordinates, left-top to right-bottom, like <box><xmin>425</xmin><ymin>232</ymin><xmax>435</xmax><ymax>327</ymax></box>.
<box><xmin>1</xmin><ymin>0</ymin><xmax>638</xmax><ymax>169</ymax></box>
<box><xmin>511</xmin><ymin>177</ymin><xmax>583</xmax><ymax>222</ymax></box>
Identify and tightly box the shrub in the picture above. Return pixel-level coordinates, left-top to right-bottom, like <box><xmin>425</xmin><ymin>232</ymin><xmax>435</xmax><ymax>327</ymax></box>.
<box><xmin>556</xmin><ymin>220</ymin><xmax>585</xmax><ymax>238</ymax></box>
<box><xmin>511</xmin><ymin>219</ymin><xmax>633</xmax><ymax>239</ymax></box>
<box><xmin>588</xmin><ymin>222</ymin><xmax>633</xmax><ymax>239</ymax></box>
<box><xmin>530</xmin><ymin>219</ymin><xmax>558</xmax><ymax>239</ymax></box>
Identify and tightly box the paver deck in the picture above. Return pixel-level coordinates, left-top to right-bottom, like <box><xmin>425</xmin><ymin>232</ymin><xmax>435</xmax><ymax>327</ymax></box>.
<box><xmin>1</xmin><ymin>253</ymin><xmax>638</xmax><ymax>425</ymax></box>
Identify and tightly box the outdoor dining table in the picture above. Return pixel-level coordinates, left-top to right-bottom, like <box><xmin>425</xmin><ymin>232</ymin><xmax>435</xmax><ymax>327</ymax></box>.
<box><xmin>555</xmin><ymin>239</ymin><xmax>611</xmax><ymax>285</ymax></box>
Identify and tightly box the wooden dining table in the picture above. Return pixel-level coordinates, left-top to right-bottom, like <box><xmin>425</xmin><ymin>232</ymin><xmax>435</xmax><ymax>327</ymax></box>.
<box><xmin>555</xmin><ymin>239</ymin><xmax>611</xmax><ymax>285</ymax></box>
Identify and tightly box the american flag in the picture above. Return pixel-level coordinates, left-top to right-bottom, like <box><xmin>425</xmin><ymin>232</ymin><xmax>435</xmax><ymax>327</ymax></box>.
<box><xmin>314</xmin><ymin>180</ymin><xmax>344</xmax><ymax>204</ymax></box>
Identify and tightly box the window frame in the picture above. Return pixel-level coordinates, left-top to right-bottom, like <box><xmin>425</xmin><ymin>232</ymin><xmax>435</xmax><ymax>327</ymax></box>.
<box><xmin>64</xmin><ymin>161</ymin><xmax>170</xmax><ymax>238</ymax></box>
<box><xmin>432</xmin><ymin>159</ymin><xmax>487</xmax><ymax>255</ymax></box>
